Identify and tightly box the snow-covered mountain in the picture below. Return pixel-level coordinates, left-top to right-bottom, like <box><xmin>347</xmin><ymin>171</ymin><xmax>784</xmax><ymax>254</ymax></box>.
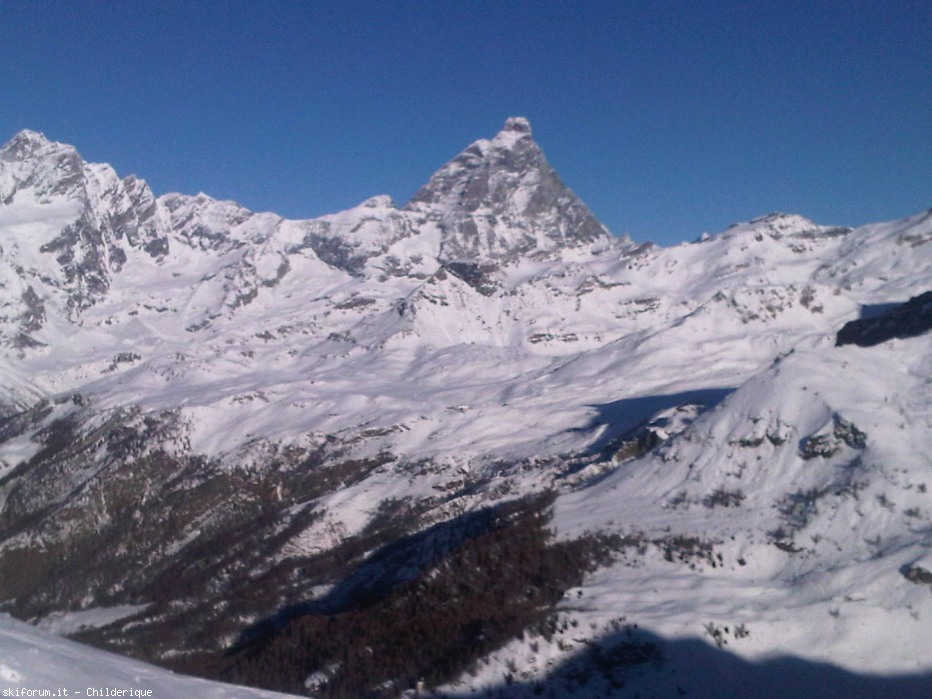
<box><xmin>0</xmin><ymin>120</ymin><xmax>929</xmax><ymax>698</ymax></box>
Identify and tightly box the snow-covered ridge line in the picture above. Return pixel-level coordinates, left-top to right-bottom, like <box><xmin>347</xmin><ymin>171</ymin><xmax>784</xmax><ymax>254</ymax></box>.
<box><xmin>0</xmin><ymin>120</ymin><xmax>930</xmax><ymax>698</ymax></box>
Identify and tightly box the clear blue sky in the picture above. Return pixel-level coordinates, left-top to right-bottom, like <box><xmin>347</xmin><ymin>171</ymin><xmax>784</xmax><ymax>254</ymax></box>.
<box><xmin>1</xmin><ymin>0</ymin><xmax>929</xmax><ymax>246</ymax></box>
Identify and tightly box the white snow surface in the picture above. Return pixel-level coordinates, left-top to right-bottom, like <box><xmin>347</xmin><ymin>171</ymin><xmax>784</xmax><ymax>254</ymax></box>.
<box><xmin>0</xmin><ymin>614</ymin><xmax>298</xmax><ymax>697</ymax></box>
<box><xmin>556</xmin><ymin>339</ymin><xmax>932</xmax><ymax>668</ymax></box>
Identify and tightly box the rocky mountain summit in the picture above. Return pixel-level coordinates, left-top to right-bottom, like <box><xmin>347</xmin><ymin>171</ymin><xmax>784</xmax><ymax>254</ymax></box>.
<box><xmin>0</xmin><ymin>130</ymin><xmax>167</xmax><ymax>347</ymax></box>
<box><xmin>406</xmin><ymin>116</ymin><xmax>615</xmax><ymax>262</ymax></box>
<box><xmin>0</xmin><ymin>121</ymin><xmax>930</xmax><ymax>698</ymax></box>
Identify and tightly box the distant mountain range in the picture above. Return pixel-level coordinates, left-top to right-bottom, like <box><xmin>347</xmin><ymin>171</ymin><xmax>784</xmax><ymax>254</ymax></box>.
<box><xmin>1</xmin><ymin>119</ymin><xmax>930</xmax><ymax>698</ymax></box>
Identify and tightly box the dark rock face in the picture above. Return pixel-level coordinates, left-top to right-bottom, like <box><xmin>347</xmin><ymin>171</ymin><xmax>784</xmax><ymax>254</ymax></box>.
<box><xmin>305</xmin><ymin>231</ymin><xmax>369</xmax><ymax>275</ymax></box>
<box><xmin>799</xmin><ymin>433</ymin><xmax>840</xmax><ymax>460</ymax></box>
<box><xmin>901</xmin><ymin>565</ymin><xmax>932</xmax><ymax>585</ymax></box>
<box><xmin>39</xmin><ymin>215</ymin><xmax>113</xmax><ymax>315</ymax></box>
<box><xmin>799</xmin><ymin>415</ymin><xmax>867</xmax><ymax>460</ymax></box>
<box><xmin>442</xmin><ymin>261</ymin><xmax>500</xmax><ymax>296</ymax></box>
<box><xmin>407</xmin><ymin>117</ymin><xmax>612</xmax><ymax>263</ymax></box>
<box><xmin>836</xmin><ymin>291</ymin><xmax>932</xmax><ymax>347</ymax></box>
<box><xmin>0</xmin><ymin>131</ymin><xmax>86</xmax><ymax>204</ymax></box>
<box><xmin>19</xmin><ymin>287</ymin><xmax>46</xmax><ymax>333</ymax></box>
<box><xmin>833</xmin><ymin>416</ymin><xmax>867</xmax><ymax>450</ymax></box>
<box><xmin>115</xmin><ymin>175</ymin><xmax>169</xmax><ymax>260</ymax></box>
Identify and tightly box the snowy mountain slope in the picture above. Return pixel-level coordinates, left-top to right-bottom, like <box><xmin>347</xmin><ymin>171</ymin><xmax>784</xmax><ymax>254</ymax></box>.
<box><xmin>0</xmin><ymin>120</ymin><xmax>929</xmax><ymax>697</ymax></box>
<box><xmin>554</xmin><ymin>336</ymin><xmax>932</xmax><ymax>667</ymax></box>
<box><xmin>438</xmin><ymin>328</ymin><xmax>932</xmax><ymax>697</ymax></box>
<box><xmin>0</xmin><ymin>614</ymin><xmax>299</xmax><ymax>698</ymax></box>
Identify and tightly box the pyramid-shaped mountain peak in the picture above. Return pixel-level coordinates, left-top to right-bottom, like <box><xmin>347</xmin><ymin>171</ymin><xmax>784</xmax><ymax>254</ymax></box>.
<box><xmin>499</xmin><ymin>116</ymin><xmax>533</xmax><ymax>137</ymax></box>
<box><xmin>0</xmin><ymin>131</ymin><xmax>88</xmax><ymax>205</ymax></box>
<box><xmin>4</xmin><ymin>129</ymin><xmax>51</xmax><ymax>147</ymax></box>
<box><xmin>1</xmin><ymin>129</ymin><xmax>76</xmax><ymax>163</ymax></box>
<box><xmin>503</xmin><ymin>116</ymin><xmax>532</xmax><ymax>133</ymax></box>
<box><xmin>487</xmin><ymin>117</ymin><xmax>535</xmax><ymax>151</ymax></box>
<box><xmin>406</xmin><ymin>118</ymin><xmax>612</xmax><ymax>262</ymax></box>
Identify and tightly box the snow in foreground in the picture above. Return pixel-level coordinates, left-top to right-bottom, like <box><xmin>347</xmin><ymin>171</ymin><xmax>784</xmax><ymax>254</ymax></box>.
<box><xmin>3</xmin><ymin>608</ymin><xmax>932</xmax><ymax>699</ymax></box>
<box><xmin>0</xmin><ymin>614</ymin><xmax>297</xmax><ymax>699</ymax></box>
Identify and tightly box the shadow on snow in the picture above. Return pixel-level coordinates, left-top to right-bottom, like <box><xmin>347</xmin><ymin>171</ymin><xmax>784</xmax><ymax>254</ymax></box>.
<box><xmin>574</xmin><ymin>387</ymin><xmax>734</xmax><ymax>458</ymax></box>
<box><xmin>441</xmin><ymin>625</ymin><xmax>932</xmax><ymax>699</ymax></box>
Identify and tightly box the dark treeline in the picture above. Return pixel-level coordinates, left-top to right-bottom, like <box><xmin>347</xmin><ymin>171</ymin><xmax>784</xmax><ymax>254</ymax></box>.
<box><xmin>174</xmin><ymin>493</ymin><xmax>616</xmax><ymax>697</ymax></box>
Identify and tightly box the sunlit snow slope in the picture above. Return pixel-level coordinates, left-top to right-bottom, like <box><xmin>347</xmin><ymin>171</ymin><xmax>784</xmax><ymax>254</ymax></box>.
<box><xmin>0</xmin><ymin>614</ymin><xmax>297</xmax><ymax>698</ymax></box>
<box><xmin>0</xmin><ymin>120</ymin><xmax>929</xmax><ymax>698</ymax></box>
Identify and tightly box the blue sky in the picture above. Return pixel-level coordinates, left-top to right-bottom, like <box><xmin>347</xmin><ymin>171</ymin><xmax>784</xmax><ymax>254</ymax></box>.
<box><xmin>1</xmin><ymin>0</ymin><xmax>929</xmax><ymax>246</ymax></box>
